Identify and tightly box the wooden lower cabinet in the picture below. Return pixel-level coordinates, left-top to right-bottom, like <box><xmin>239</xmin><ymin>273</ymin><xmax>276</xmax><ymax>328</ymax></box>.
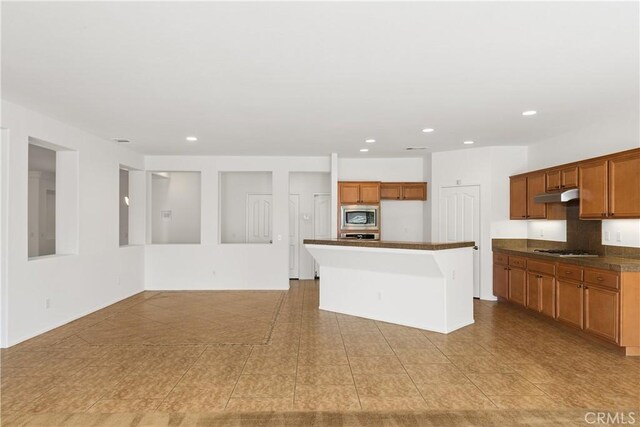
<box><xmin>527</xmin><ymin>272</ymin><xmax>555</xmax><ymax>318</ymax></box>
<box><xmin>508</xmin><ymin>267</ymin><xmax>527</xmax><ymax>306</ymax></box>
<box><xmin>493</xmin><ymin>263</ymin><xmax>509</xmax><ymax>299</ymax></box>
<box><xmin>556</xmin><ymin>279</ymin><xmax>584</xmax><ymax>329</ymax></box>
<box><xmin>584</xmin><ymin>285</ymin><xmax>619</xmax><ymax>344</ymax></box>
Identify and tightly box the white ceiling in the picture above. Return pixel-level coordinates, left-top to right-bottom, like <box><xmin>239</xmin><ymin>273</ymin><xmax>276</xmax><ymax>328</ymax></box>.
<box><xmin>2</xmin><ymin>2</ymin><xmax>638</xmax><ymax>157</ymax></box>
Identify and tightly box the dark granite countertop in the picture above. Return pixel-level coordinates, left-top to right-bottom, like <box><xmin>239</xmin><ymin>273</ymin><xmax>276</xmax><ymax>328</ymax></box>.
<box><xmin>303</xmin><ymin>239</ymin><xmax>475</xmax><ymax>251</ymax></box>
<box><xmin>492</xmin><ymin>246</ymin><xmax>640</xmax><ymax>272</ymax></box>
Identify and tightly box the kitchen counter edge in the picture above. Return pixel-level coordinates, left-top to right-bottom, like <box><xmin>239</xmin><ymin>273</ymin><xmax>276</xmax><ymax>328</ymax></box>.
<box><xmin>492</xmin><ymin>247</ymin><xmax>640</xmax><ymax>272</ymax></box>
<box><xmin>304</xmin><ymin>239</ymin><xmax>475</xmax><ymax>251</ymax></box>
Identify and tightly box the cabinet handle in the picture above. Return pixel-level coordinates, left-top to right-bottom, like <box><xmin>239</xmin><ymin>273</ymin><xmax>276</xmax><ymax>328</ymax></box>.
<box><xmin>597</xmin><ymin>277</ymin><xmax>603</xmax><ymax>281</ymax></box>
<box><xmin>610</xmin><ymin>213</ymin><xmax>615</xmax><ymax>216</ymax></box>
<box><xmin>565</xmin><ymin>271</ymin><xmax>572</xmax><ymax>275</ymax></box>
<box><xmin>584</xmin><ymin>286</ymin><xmax>589</xmax><ymax>290</ymax></box>
<box><xmin>577</xmin><ymin>284</ymin><xmax>582</xmax><ymax>288</ymax></box>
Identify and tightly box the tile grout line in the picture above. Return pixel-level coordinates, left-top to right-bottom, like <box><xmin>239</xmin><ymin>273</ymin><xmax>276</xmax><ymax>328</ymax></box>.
<box><xmin>155</xmin><ymin>344</ymin><xmax>208</xmax><ymax>410</ymax></box>
<box><xmin>336</xmin><ymin>310</ymin><xmax>362</xmax><ymax>410</ymax></box>
<box><xmin>374</xmin><ymin>321</ymin><xmax>428</xmax><ymax>407</ymax></box>
<box><xmin>224</xmin><ymin>341</ymin><xmax>254</xmax><ymax>409</ymax></box>
<box><xmin>292</xmin><ymin>280</ymin><xmax>305</xmax><ymax>409</ymax></box>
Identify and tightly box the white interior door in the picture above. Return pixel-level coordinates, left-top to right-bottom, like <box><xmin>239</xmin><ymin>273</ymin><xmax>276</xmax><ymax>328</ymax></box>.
<box><xmin>313</xmin><ymin>193</ymin><xmax>331</xmax><ymax>278</ymax></box>
<box><xmin>246</xmin><ymin>194</ymin><xmax>272</xmax><ymax>243</ymax></box>
<box><xmin>289</xmin><ymin>194</ymin><xmax>300</xmax><ymax>279</ymax></box>
<box><xmin>439</xmin><ymin>186</ymin><xmax>481</xmax><ymax>298</ymax></box>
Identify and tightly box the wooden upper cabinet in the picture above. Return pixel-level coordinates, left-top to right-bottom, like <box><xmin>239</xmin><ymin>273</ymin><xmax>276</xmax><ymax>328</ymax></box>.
<box><xmin>380</xmin><ymin>182</ymin><xmax>427</xmax><ymax>201</ymax></box>
<box><xmin>339</xmin><ymin>182</ymin><xmax>361</xmax><ymax>204</ymax></box>
<box><xmin>339</xmin><ymin>182</ymin><xmax>381</xmax><ymax>204</ymax></box>
<box><xmin>510</xmin><ymin>176</ymin><xmax>528</xmax><ymax>219</ymax></box>
<box><xmin>526</xmin><ymin>173</ymin><xmax>546</xmax><ymax>219</ymax></box>
<box><xmin>380</xmin><ymin>183</ymin><xmax>403</xmax><ymax>200</ymax></box>
<box><xmin>579</xmin><ymin>160</ymin><xmax>608</xmax><ymax>219</ymax></box>
<box><xmin>402</xmin><ymin>183</ymin><xmax>427</xmax><ymax>200</ymax></box>
<box><xmin>561</xmin><ymin>166</ymin><xmax>578</xmax><ymax>189</ymax></box>
<box><xmin>546</xmin><ymin>170</ymin><xmax>561</xmax><ymax>192</ymax></box>
<box><xmin>608</xmin><ymin>153</ymin><xmax>640</xmax><ymax>218</ymax></box>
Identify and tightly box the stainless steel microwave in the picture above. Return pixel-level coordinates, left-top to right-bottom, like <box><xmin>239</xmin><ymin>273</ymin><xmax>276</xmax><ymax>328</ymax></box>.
<box><xmin>340</xmin><ymin>205</ymin><xmax>379</xmax><ymax>230</ymax></box>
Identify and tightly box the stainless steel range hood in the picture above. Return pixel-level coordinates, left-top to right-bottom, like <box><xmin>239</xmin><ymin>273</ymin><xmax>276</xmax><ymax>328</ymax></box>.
<box><xmin>534</xmin><ymin>188</ymin><xmax>579</xmax><ymax>204</ymax></box>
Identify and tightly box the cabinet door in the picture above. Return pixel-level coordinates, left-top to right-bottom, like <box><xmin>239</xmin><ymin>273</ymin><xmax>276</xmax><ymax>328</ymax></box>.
<box><xmin>539</xmin><ymin>275</ymin><xmax>556</xmax><ymax>318</ymax></box>
<box><xmin>527</xmin><ymin>173</ymin><xmax>547</xmax><ymax>219</ymax></box>
<box><xmin>556</xmin><ymin>279</ymin><xmax>584</xmax><ymax>329</ymax></box>
<box><xmin>359</xmin><ymin>183</ymin><xmax>380</xmax><ymax>204</ymax></box>
<box><xmin>380</xmin><ymin>183</ymin><xmax>403</xmax><ymax>200</ymax></box>
<box><xmin>608</xmin><ymin>154</ymin><xmax>640</xmax><ymax>218</ymax></box>
<box><xmin>584</xmin><ymin>285</ymin><xmax>619</xmax><ymax>344</ymax></box>
<box><xmin>526</xmin><ymin>272</ymin><xmax>541</xmax><ymax>312</ymax></box>
<box><xmin>402</xmin><ymin>183</ymin><xmax>427</xmax><ymax>201</ymax></box>
<box><xmin>339</xmin><ymin>183</ymin><xmax>360</xmax><ymax>204</ymax></box>
<box><xmin>579</xmin><ymin>160</ymin><xmax>608</xmax><ymax>219</ymax></box>
<box><xmin>493</xmin><ymin>263</ymin><xmax>509</xmax><ymax>299</ymax></box>
<box><xmin>510</xmin><ymin>176</ymin><xmax>528</xmax><ymax>219</ymax></box>
<box><xmin>561</xmin><ymin>166</ymin><xmax>578</xmax><ymax>189</ymax></box>
<box><xmin>546</xmin><ymin>171</ymin><xmax>561</xmax><ymax>192</ymax></box>
<box><xmin>508</xmin><ymin>267</ymin><xmax>527</xmax><ymax>306</ymax></box>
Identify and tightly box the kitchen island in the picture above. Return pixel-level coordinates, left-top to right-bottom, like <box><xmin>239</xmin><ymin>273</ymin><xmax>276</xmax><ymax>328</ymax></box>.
<box><xmin>303</xmin><ymin>239</ymin><xmax>475</xmax><ymax>334</ymax></box>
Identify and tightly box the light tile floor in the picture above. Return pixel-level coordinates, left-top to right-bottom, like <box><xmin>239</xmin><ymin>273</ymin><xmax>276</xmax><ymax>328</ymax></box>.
<box><xmin>2</xmin><ymin>280</ymin><xmax>639</xmax><ymax>426</ymax></box>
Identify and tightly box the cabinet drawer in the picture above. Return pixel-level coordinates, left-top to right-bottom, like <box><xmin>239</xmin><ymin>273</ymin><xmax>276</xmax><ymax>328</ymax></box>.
<box><xmin>557</xmin><ymin>264</ymin><xmax>583</xmax><ymax>281</ymax></box>
<box><xmin>494</xmin><ymin>252</ymin><xmax>509</xmax><ymax>265</ymax></box>
<box><xmin>509</xmin><ymin>256</ymin><xmax>527</xmax><ymax>269</ymax></box>
<box><xmin>527</xmin><ymin>259</ymin><xmax>555</xmax><ymax>276</ymax></box>
<box><xmin>584</xmin><ymin>269</ymin><xmax>619</xmax><ymax>290</ymax></box>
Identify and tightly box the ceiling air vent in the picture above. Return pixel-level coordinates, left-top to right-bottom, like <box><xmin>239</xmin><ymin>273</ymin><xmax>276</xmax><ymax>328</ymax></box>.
<box><xmin>112</xmin><ymin>138</ymin><xmax>131</xmax><ymax>144</ymax></box>
<box><xmin>405</xmin><ymin>147</ymin><xmax>428</xmax><ymax>151</ymax></box>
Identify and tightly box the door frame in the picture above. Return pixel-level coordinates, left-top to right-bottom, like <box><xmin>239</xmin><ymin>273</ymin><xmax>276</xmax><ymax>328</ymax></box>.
<box><xmin>313</xmin><ymin>192</ymin><xmax>331</xmax><ymax>278</ymax></box>
<box><xmin>439</xmin><ymin>184</ymin><xmax>481</xmax><ymax>298</ymax></box>
<box><xmin>288</xmin><ymin>194</ymin><xmax>300</xmax><ymax>279</ymax></box>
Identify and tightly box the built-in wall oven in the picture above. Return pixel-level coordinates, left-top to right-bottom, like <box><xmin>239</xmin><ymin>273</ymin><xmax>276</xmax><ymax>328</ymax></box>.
<box><xmin>340</xmin><ymin>205</ymin><xmax>379</xmax><ymax>231</ymax></box>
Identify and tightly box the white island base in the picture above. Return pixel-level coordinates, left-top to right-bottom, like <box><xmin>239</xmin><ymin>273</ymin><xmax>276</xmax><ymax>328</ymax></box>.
<box><xmin>304</xmin><ymin>242</ymin><xmax>475</xmax><ymax>334</ymax></box>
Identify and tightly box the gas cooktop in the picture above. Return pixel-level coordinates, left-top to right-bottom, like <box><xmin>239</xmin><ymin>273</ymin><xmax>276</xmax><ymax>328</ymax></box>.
<box><xmin>533</xmin><ymin>249</ymin><xmax>599</xmax><ymax>257</ymax></box>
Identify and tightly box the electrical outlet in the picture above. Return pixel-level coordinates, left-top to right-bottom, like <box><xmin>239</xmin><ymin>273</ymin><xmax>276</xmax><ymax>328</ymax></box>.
<box><xmin>604</xmin><ymin>231</ymin><xmax>610</xmax><ymax>241</ymax></box>
<box><xmin>616</xmin><ymin>231</ymin><xmax>622</xmax><ymax>242</ymax></box>
<box><xmin>539</xmin><ymin>228</ymin><xmax>544</xmax><ymax>237</ymax></box>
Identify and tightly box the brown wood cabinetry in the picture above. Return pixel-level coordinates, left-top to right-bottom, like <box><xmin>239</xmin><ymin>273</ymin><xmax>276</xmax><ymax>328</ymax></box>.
<box><xmin>608</xmin><ymin>153</ymin><xmax>640</xmax><ymax>218</ymax></box>
<box><xmin>339</xmin><ymin>182</ymin><xmax>380</xmax><ymax>204</ymax></box>
<box><xmin>556</xmin><ymin>278</ymin><xmax>584</xmax><ymax>329</ymax></box>
<box><xmin>579</xmin><ymin>160</ymin><xmax>608</xmax><ymax>219</ymax></box>
<box><xmin>508</xmin><ymin>267</ymin><xmax>527</xmax><ymax>306</ymax></box>
<box><xmin>493</xmin><ymin>251</ymin><xmax>640</xmax><ymax>355</ymax></box>
<box><xmin>510</xmin><ymin>173</ymin><xmax>547</xmax><ymax>219</ymax></box>
<box><xmin>380</xmin><ymin>182</ymin><xmax>427</xmax><ymax>201</ymax></box>
<box><xmin>511</xmin><ymin>148</ymin><xmax>640</xmax><ymax>220</ymax></box>
<box><xmin>493</xmin><ymin>262</ymin><xmax>509</xmax><ymax>300</ymax></box>
<box><xmin>584</xmin><ymin>284</ymin><xmax>619</xmax><ymax>344</ymax></box>
<box><xmin>546</xmin><ymin>167</ymin><xmax>578</xmax><ymax>191</ymax></box>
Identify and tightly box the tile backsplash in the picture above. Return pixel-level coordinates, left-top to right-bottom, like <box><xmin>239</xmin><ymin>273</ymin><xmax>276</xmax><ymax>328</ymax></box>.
<box><xmin>565</xmin><ymin>202</ymin><xmax>604</xmax><ymax>255</ymax></box>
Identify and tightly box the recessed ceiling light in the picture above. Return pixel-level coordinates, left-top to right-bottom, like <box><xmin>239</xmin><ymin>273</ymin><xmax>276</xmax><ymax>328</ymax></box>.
<box><xmin>522</xmin><ymin>110</ymin><xmax>537</xmax><ymax>116</ymax></box>
<box><xmin>186</xmin><ymin>136</ymin><xmax>198</xmax><ymax>142</ymax></box>
<box><xmin>124</xmin><ymin>196</ymin><xmax>130</xmax><ymax>206</ymax></box>
<box><xmin>421</xmin><ymin>128</ymin><xmax>434</xmax><ymax>133</ymax></box>
<box><xmin>360</xmin><ymin>148</ymin><xmax>369</xmax><ymax>152</ymax></box>
<box><xmin>463</xmin><ymin>140</ymin><xmax>475</xmax><ymax>145</ymax></box>
<box><xmin>365</xmin><ymin>139</ymin><xmax>376</xmax><ymax>143</ymax></box>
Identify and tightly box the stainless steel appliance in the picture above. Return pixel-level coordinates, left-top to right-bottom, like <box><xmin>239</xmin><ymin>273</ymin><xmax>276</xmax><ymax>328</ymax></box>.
<box><xmin>340</xmin><ymin>205</ymin><xmax>379</xmax><ymax>231</ymax></box>
<box><xmin>340</xmin><ymin>232</ymin><xmax>380</xmax><ymax>240</ymax></box>
<box><xmin>533</xmin><ymin>249</ymin><xmax>598</xmax><ymax>257</ymax></box>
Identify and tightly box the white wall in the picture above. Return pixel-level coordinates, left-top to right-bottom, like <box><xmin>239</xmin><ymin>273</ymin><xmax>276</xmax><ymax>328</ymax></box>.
<box><xmin>338</xmin><ymin>158</ymin><xmax>425</xmax><ymax>242</ymax></box>
<box><xmin>527</xmin><ymin>112</ymin><xmax>640</xmax><ymax>248</ymax></box>
<box><xmin>220</xmin><ymin>172</ymin><xmax>272</xmax><ymax>244</ymax></box>
<box><xmin>0</xmin><ymin>100</ymin><xmax>146</xmax><ymax>347</ymax></box>
<box><xmin>151</xmin><ymin>172</ymin><xmax>201</xmax><ymax>244</ymax></box>
<box><xmin>144</xmin><ymin>156</ymin><xmax>330</xmax><ymax>290</ymax></box>
<box><xmin>289</xmin><ymin>172</ymin><xmax>331</xmax><ymax>279</ymax></box>
<box><xmin>527</xmin><ymin>221</ymin><xmax>567</xmax><ymax>242</ymax></box>
<box><xmin>429</xmin><ymin>146</ymin><xmax>529</xmax><ymax>300</ymax></box>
